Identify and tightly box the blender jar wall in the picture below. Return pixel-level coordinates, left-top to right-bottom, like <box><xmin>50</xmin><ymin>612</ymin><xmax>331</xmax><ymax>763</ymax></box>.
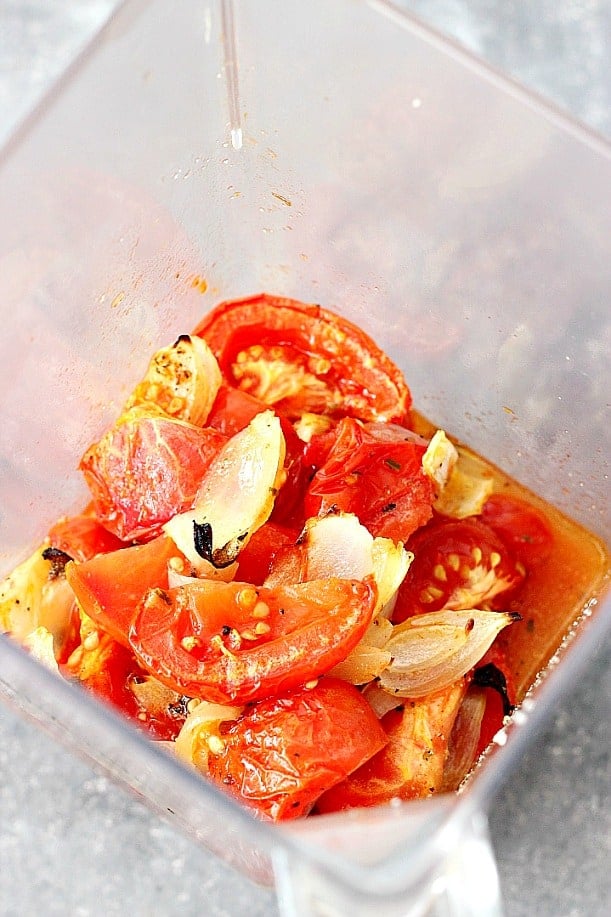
<box><xmin>0</xmin><ymin>1</ymin><xmax>609</xmax><ymax>914</ymax></box>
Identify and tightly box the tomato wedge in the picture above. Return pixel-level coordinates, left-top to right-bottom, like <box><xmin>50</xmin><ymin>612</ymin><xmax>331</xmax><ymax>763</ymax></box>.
<box><xmin>207</xmin><ymin>677</ymin><xmax>387</xmax><ymax>820</ymax></box>
<box><xmin>65</xmin><ymin>535</ymin><xmax>178</xmax><ymax>647</ymax></box>
<box><xmin>304</xmin><ymin>417</ymin><xmax>434</xmax><ymax>541</ymax></box>
<box><xmin>129</xmin><ymin>577</ymin><xmax>377</xmax><ymax>704</ymax></box>
<box><xmin>80</xmin><ymin>411</ymin><xmax>226</xmax><ymax>541</ymax></box>
<box><xmin>234</xmin><ymin>521</ymin><xmax>298</xmax><ymax>586</ymax></box>
<box><xmin>194</xmin><ymin>293</ymin><xmax>411</xmax><ymax>423</ymax></box>
<box><xmin>316</xmin><ymin>680</ymin><xmax>466</xmax><ymax>812</ymax></box>
<box><xmin>206</xmin><ymin>384</ymin><xmax>267</xmax><ymax>437</ymax></box>
<box><xmin>48</xmin><ymin>512</ymin><xmax>124</xmax><ymax>562</ymax></box>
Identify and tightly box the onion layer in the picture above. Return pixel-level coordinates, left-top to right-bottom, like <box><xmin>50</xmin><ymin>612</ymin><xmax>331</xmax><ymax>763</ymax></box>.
<box><xmin>378</xmin><ymin>608</ymin><xmax>519</xmax><ymax>698</ymax></box>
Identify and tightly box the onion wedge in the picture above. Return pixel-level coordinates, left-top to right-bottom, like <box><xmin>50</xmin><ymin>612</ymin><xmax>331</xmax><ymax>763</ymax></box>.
<box><xmin>378</xmin><ymin>608</ymin><xmax>519</xmax><ymax>698</ymax></box>
<box><xmin>164</xmin><ymin>410</ymin><xmax>286</xmax><ymax>571</ymax></box>
<box><xmin>270</xmin><ymin>513</ymin><xmax>411</xmax><ymax>616</ymax></box>
<box><xmin>124</xmin><ymin>334</ymin><xmax>222</xmax><ymax>426</ymax></box>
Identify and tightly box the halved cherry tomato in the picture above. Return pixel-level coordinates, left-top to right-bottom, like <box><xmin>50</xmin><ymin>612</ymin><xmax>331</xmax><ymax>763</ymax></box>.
<box><xmin>392</xmin><ymin>517</ymin><xmax>525</xmax><ymax>622</ymax></box>
<box><xmin>304</xmin><ymin>417</ymin><xmax>434</xmax><ymax>541</ymax></box>
<box><xmin>48</xmin><ymin>512</ymin><xmax>124</xmax><ymax>562</ymax></box>
<box><xmin>480</xmin><ymin>494</ymin><xmax>553</xmax><ymax>567</ymax></box>
<box><xmin>207</xmin><ymin>677</ymin><xmax>387</xmax><ymax>820</ymax></box>
<box><xmin>194</xmin><ymin>293</ymin><xmax>411</xmax><ymax>423</ymax></box>
<box><xmin>80</xmin><ymin>412</ymin><xmax>226</xmax><ymax>541</ymax></box>
<box><xmin>65</xmin><ymin>535</ymin><xmax>178</xmax><ymax>647</ymax></box>
<box><xmin>316</xmin><ymin>680</ymin><xmax>466</xmax><ymax>811</ymax></box>
<box><xmin>129</xmin><ymin>576</ymin><xmax>377</xmax><ymax>704</ymax></box>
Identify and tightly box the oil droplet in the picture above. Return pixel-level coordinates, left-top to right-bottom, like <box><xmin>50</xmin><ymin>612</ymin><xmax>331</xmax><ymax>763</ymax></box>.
<box><xmin>190</xmin><ymin>276</ymin><xmax>208</xmax><ymax>294</ymax></box>
<box><xmin>111</xmin><ymin>292</ymin><xmax>125</xmax><ymax>308</ymax></box>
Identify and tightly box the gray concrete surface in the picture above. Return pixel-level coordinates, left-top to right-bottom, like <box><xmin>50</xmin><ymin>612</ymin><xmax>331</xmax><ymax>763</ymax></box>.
<box><xmin>0</xmin><ymin>2</ymin><xmax>609</xmax><ymax>915</ymax></box>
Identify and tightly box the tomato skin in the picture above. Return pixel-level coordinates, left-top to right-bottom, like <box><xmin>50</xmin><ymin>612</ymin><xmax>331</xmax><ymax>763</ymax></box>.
<box><xmin>392</xmin><ymin>517</ymin><xmax>525</xmax><ymax>623</ymax></box>
<box><xmin>194</xmin><ymin>293</ymin><xmax>411</xmax><ymax>423</ymax></box>
<box><xmin>304</xmin><ymin>418</ymin><xmax>434</xmax><ymax>542</ymax></box>
<box><xmin>65</xmin><ymin>535</ymin><xmax>178</xmax><ymax>648</ymax></box>
<box><xmin>129</xmin><ymin>576</ymin><xmax>377</xmax><ymax>705</ymax></box>
<box><xmin>206</xmin><ymin>385</ymin><xmax>267</xmax><ymax>437</ymax></box>
<box><xmin>207</xmin><ymin>678</ymin><xmax>387</xmax><ymax>820</ymax></box>
<box><xmin>48</xmin><ymin>513</ymin><xmax>125</xmax><ymax>561</ymax></box>
<box><xmin>80</xmin><ymin>413</ymin><xmax>226</xmax><ymax>541</ymax></box>
<box><xmin>480</xmin><ymin>494</ymin><xmax>553</xmax><ymax>567</ymax></box>
<box><xmin>316</xmin><ymin>680</ymin><xmax>466</xmax><ymax>812</ymax></box>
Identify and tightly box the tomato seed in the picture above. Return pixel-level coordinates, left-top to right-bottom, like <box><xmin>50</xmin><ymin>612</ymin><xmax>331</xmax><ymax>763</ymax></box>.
<box><xmin>433</xmin><ymin>564</ymin><xmax>447</xmax><ymax>582</ymax></box>
<box><xmin>252</xmin><ymin>601</ymin><xmax>270</xmax><ymax>619</ymax></box>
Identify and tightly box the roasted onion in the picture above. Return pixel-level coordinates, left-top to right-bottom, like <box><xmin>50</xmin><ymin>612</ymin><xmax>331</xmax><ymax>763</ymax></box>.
<box><xmin>378</xmin><ymin>608</ymin><xmax>519</xmax><ymax>698</ymax></box>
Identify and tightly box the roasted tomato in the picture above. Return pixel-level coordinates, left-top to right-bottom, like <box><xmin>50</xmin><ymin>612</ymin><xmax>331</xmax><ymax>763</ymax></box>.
<box><xmin>206</xmin><ymin>385</ymin><xmax>267</xmax><ymax>437</ymax></box>
<box><xmin>471</xmin><ymin>643</ymin><xmax>517</xmax><ymax>757</ymax></box>
<box><xmin>480</xmin><ymin>494</ymin><xmax>553</xmax><ymax>567</ymax></box>
<box><xmin>392</xmin><ymin>517</ymin><xmax>526</xmax><ymax>622</ymax></box>
<box><xmin>65</xmin><ymin>622</ymin><xmax>185</xmax><ymax>741</ymax></box>
<box><xmin>48</xmin><ymin>512</ymin><xmax>124</xmax><ymax>562</ymax></box>
<box><xmin>304</xmin><ymin>418</ymin><xmax>434</xmax><ymax>542</ymax></box>
<box><xmin>316</xmin><ymin>680</ymin><xmax>466</xmax><ymax>812</ymax></box>
<box><xmin>80</xmin><ymin>410</ymin><xmax>226</xmax><ymax>541</ymax></box>
<box><xmin>129</xmin><ymin>577</ymin><xmax>377</xmax><ymax>705</ymax></box>
<box><xmin>194</xmin><ymin>293</ymin><xmax>411</xmax><ymax>423</ymax></box>
<box><xmin>207</xmin><ymin>677</ymin><xmax>387</xmax><ymax>820</ymax></box>
<box><xmin>65</xmin><ymin>535</ymin><xmax>179</xmax><ymax>647</ymax></box>
<box><xmin>235</xmin><ymin>522</ymin><xmax>298</xmax><ymax>586</ymax></box>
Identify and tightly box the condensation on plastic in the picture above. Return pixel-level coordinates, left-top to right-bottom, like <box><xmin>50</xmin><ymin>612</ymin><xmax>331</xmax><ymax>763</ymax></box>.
<box><xmin>0</xmin><ymin>1</ymin><xmax>609</xmax><ymax>915</ymax></box>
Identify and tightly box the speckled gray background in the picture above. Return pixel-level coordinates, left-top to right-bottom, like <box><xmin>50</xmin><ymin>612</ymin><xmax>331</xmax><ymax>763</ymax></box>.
<box><xmin>0</xmin><ymin>2</ymin><xmax>609</xmax><ymax>916</ymax></box>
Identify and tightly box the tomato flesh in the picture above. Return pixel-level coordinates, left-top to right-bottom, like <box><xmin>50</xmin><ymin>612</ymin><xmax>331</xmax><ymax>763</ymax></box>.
<box><xmin>316</xmin><ymin>680</ymin><xmax>466</xmax><ymax>811</ymax></box>
<box><xmin>65</xmin><ymin>535</ymin><xmax>178</xmax><ymax>647</ymax></box>
<box><xmin>80</xmin><ymin>413</ymin><xmax>226</xmax><ymax>541</ymax></box>
<box><xmin>194</xmin><ymin>293</ymin><xmax>411</xmax><ymax>423</ymax></box>
<box><xmin>305</xmin><ymin>417</ymin><xmax>434</xmax><ymax>542</ymax></box>
<box><xmin>48</xmin><ymin>512</ymin><xmax>125</xmax><ymax>562</ymax></box>
<box><xmin>235</xmin><ymin>522</ymin><xmax>298</xmax><ymax>586</ymax></box>
<box><xmin>129</xmin><ymin>577</ymin><xmax>377</xmax><ymax>704</ymax></box>
<box><xmin>207</xmin><ymin>677</ymin><xmax>387</xmax><ymax>820</ymax></box>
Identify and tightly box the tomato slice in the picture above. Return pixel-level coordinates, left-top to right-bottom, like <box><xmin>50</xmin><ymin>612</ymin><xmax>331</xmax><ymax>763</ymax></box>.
<box><xmin>207</xmin><ymin>677</ymin><xmax>387</xmax><ymax>820</ymax></box>
<box><xmin>129</xmin><ymin>576</ymin><xmax>377</xmax><ymax>704</ymax></box>
<box><xmin>480</xmin><ymin>494</ymin><xmax>553</xmax><ymax>566</ymax></box>
<box><xmin>392</xmin><ymin>517</ymin><xmax>525</xmax><ymax>622</ymax></box>
<box><xmin>65</xmin><ymin>535</ymin><xmax>178</xmax><ymax>647</ymax></box>
<box><xmin>304</xmin><ymin>417</ymin><xmax>434</xmax><ymax>541</ymax></box>
<box><xmin>48</xmin><ymin>512</ymin><xmax>124</xmax><ymax>562</ymax></box>
<box><xmin>80</xmin><ymin>412</ymin><xmax>226</xmax><ymax>541</ymax></box>
<box><xmin>194</xmin><ymin>293</ymin><xmax>411</xmax><ymax>423</ymax></box>
<box><xmin>316</xmin><ymin>680</ymin><xmax>466</xmax><ymax>811</ymax></box>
